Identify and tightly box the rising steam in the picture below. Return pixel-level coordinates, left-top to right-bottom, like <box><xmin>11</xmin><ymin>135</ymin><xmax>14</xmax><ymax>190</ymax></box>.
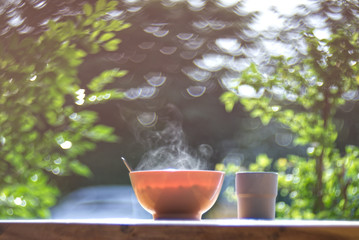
<box><xmin>135</xmin><ymin>121</ymin><xmax>213</xmax><ymax>170</ymax></box>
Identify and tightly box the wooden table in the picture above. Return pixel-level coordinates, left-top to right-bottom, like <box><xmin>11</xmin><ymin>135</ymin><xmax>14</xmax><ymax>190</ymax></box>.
<box><xmin>0</xmin><ymin>219</ymin><xmax>358</xmax><ymax>240</ymax></box>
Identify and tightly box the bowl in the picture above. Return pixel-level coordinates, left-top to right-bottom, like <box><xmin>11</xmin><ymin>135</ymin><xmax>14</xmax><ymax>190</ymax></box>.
<box><xmin>129</xmin><ymin>170</ymin><xmax>225</xmax><ymax>220</ymax></box>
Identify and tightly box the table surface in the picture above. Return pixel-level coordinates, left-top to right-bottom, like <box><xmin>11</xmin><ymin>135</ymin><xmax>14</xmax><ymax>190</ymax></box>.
<box><xmin>0</xmin><ymin>219</ymin><xmax>358</xmax><ymax>240</ymax></box>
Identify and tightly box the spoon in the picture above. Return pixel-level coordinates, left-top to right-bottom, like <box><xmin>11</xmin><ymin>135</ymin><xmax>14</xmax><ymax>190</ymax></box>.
<box><xmin>121</xmin><ymin>157</ymin><xmax>133</xmax><ymax>172</ymax></box>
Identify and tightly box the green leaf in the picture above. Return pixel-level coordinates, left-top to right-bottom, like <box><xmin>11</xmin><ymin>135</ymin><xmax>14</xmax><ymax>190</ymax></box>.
<box><xmin>95</xmin><ymin>0</ymin><xmax>106</xmax><ymax>12</ymax></box>
<box><xmin>220</xmin><ymin>92</ymin><xmax>239</xmax><ymax>112</ymax></box>
<box><xmin>256</xmin><ymin>154</ymin><xmax>271</xmax><ymax>169</ymax></box>
<box><xmin>260</xmin><ymin>114</ymin><xmax>272</xmax><ymax>125</ymax></box>
<box><xmin>249</xmin><ymin>163</ymin><xmax>259</xmax><ymax>171</ymax></box>
<box><xmin>93</xmin><ymin>20</ymin><xmax>106</xmax><ymax>30</ymax></box>
<box><xmin>85</xmin><ymin>125</ymin><xmax>117</xmax><ymax>142</ymax></box>
<box><xmin>251</xmin><ymin>109</ymin><xmax>262</xmax><ymax>118</ymax></box>
<box><xmin>98</xmin><ymin>33</ymin><xmax>115</xmax><ymax>43</ymax></box>
<box><xmin>90</xmin><ymin>30</ymin><xmax>101</xmax><ymax>40</ymax></box>
<box><xmin>106</xmin><ymin>1</ymin><xmax>118</xmax><ymax>9</ymax></box>
<box><xmin>75</xmin><ymin>49</ymin><xmax>87</xmax><ymax>58</ymax></box>
<box><xmin>83</xmin><ymin>3</ymin><xmax>93</xmax><ymax>16</ymax></box>
<box><xmin>117</xmin><ymin>23</ymin><xmax>131</xmax><ymax>31</ymax></box>
<box><xmin>76</xmin><ymin>111</ymin><xmax>98</xmax><ymax>124</ymax></box>
<box><xmin>87</xmin><ymin>69</ymin><xmax>127</xmax><ymax>92</ymax></box>
<box><xmin>106</xmin><ymin>20</ymin><xmax>129</xmax><ymax>31</ymax></box>
<box><xmin>215</xmin><ymin>163</ymin><xmax>225</xmax><ymax>171</ymax></box>
<box><xmin>69</xmin><ymin>160</ymin><xmax>92</xmax><ymax>177</ymax></box>
<box><xmin>90</xmin><ymin>43</ymin><xmax>100</xmax><ymax>54</ymax></box>
<box><xmin>103</xmin><ymin>39</ymin><xmax>121</xmax><ymax>51</ymax></box>
<box><xmin>352</xmin><ymin>32</ymin><xmax>359</xmax><ymax>43</ymax></box>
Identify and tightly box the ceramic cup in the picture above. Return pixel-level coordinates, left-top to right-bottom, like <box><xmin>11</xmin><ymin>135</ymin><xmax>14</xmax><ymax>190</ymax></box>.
<box><xmin>235</xmin><ymin>172</ymin><xmax>278</xmax><ymax>219</ymax></box>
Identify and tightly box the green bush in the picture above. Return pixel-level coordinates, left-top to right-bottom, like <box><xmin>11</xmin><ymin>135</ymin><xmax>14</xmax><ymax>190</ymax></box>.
<box><xmin>0</xmin><ymin>0</ymin><xmax>129</xmax><ymax>218</ymax></box>
<box><xmin>219</xmin><ymin>27</ymin><xmax>359</xmax><ymax>219</ymax></box>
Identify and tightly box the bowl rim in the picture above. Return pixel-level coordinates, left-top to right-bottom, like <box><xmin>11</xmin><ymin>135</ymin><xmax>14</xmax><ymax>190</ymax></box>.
<box><xmin>129</xmin><ymin>169</ymin><xmax>225</xmax><ymax>174</ymax></box>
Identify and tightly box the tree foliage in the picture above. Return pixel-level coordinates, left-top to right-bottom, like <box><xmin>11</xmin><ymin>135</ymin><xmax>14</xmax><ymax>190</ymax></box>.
<box><xmin>220</xmin><ymin>1</ymin><xmax>359</xmax><ymax>219</ymax></box>
<box><xmin>0</xmin><ymin>0</ymin><xmax>129</xmax><ymax>218</ymax></box>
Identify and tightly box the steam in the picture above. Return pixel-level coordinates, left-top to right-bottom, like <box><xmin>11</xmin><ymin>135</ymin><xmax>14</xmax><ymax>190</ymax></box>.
<box><xmin>135</xmin><ymin>121</ymin><xmax>213</xmax><ymax>170</ymax></box>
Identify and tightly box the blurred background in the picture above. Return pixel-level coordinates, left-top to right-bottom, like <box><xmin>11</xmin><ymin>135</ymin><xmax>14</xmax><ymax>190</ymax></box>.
<box><xmin>1</xmin><ymin>0</ymin><xmax>359</xmax><ymax>219</ymax></box>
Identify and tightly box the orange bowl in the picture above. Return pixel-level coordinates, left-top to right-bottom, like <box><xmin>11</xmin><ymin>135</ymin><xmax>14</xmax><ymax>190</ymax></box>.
<box><xmin>129</xmin><ymin>170</ymin><xmax>225</xmax><ymax>220</ymax></box>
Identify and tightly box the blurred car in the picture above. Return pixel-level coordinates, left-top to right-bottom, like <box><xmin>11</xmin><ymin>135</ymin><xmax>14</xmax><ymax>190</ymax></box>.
<box><xmin>51</xmin><ymin>185</ymin><xmax>151</xmax><ymax>219</ymax></box>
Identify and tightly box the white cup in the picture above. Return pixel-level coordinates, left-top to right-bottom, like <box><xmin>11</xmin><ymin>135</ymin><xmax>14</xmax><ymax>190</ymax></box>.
<box><xmin>236</xmin><ymin>172</ymin><xmax>278</xmax><ymax>219</ymax></box>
